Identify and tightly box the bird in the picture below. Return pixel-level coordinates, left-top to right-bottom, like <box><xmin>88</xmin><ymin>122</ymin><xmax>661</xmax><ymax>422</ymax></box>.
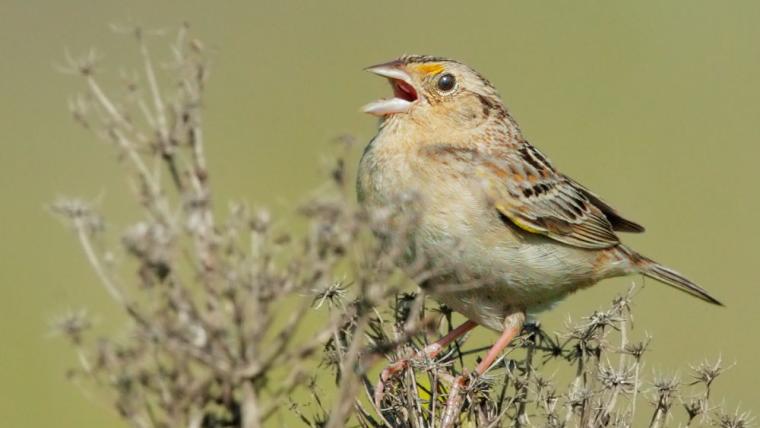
<box><xmin>357</xmin><ymin>55</ymin><xmax>721</xmax><ymax>407</ymax></box>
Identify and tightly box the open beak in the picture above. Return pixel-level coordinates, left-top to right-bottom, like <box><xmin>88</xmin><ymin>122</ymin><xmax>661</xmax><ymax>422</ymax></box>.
<box><xmin>362</xmin><ymin>61</ymin><xmax>419</xmax><ymax>116</ymax></box>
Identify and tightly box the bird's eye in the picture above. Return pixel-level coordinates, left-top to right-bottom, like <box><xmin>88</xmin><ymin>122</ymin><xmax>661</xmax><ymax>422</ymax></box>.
<box><xmin>437</xmin><ymin>73</ymin><xmax>456</xmax><ymax>92</ymax></box>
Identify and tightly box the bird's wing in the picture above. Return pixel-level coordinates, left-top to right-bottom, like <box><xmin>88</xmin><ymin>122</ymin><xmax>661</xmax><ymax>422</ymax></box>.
<box><xmin>477</xmin><ymin>142</ymin><xmax>642</xmax><ymax>249</ymax></box>
<box><xmin>562</xmin><ymin>176</ymin><xmax>645</xmax><ymax>233</ymax></box>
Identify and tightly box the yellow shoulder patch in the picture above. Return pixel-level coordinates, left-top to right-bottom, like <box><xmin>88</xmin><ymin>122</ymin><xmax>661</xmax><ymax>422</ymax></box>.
<box><xmin>415</xmin><ymin>63</ymin><xmax>444</xmax><ymax>75</ymax></box>
<box><xmin>511</xmin><ymin>217</ymin><xmax>544</xmax><ymax>234</ymax></box>
<box><xmin>495</xmin><ymin>203</ymin><xmax>545</xmax><ymax>234</ymax></box>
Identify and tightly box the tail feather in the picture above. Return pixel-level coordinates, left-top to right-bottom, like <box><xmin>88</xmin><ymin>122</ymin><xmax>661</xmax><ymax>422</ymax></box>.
<box><xmin>629</xmin><ymin>252</ymin><xmax>723</xmax><ymax>306</ymax></box>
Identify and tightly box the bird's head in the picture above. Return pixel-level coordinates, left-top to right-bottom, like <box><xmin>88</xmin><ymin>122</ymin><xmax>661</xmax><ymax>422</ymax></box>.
<box><xmin>362</xmin><ymin>55</ymin><xmax>506</xmax><ymax>128</ymax></box>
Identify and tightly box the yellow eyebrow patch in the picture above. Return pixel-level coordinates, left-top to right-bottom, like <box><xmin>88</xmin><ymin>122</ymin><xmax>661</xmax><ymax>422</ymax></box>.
<box><xmin>415</xmin><ymin>63</ymin><xmax>444</xmax><ymax>75</ymax></box>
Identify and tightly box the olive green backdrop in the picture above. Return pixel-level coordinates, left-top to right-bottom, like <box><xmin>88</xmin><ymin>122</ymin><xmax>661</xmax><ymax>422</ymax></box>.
<box><xmin>1</xmin><ymin>1</ymin><xmax>758</xmax><ymax>426</ymax></box>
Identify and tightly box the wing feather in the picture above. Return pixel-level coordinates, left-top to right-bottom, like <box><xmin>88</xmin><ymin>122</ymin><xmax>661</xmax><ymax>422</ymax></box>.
<box><xmin>564</xmin><ymin>176</ymin><xmax>645</xmax><ymax>233</ymax></box>
<box><xmin>482</xmin><ymin>142</ymin><xmax>628</xmax><ymax>249</ymax></box>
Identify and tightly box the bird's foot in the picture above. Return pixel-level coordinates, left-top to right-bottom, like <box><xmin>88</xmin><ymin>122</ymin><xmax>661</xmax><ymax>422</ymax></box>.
<box><xmin>373</xmin><ymin>320</ymin><xmax>478</xmax><ymax>410</ymax></box>
<box><xmin>441</xmin><ymin>371</ymin><xmax>472</xmax><ymax>428</ymax></box>
<box><xmin>373</xmin><ymin>358</ymin><xmax>410</xmax><ymax>408</ymax></box>
<box><xmin>373</xmin><ymin>343</ymin><xmax>443</xmax><ymax>408</ymax></box>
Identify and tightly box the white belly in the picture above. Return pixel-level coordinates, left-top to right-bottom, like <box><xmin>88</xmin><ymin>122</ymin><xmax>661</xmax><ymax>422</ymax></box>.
<box><xmin>417</xmin><ymin>223</ymin><xmax>604</xmax><ymax>330</ymax></box>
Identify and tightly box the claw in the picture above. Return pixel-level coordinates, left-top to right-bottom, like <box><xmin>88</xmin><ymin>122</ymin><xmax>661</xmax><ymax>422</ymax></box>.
<box><xmin>441</xmin><ymin>374</ymin><xmax>469</xmax><ymax>428</ymax></box>
<box><xmin>374</xmin><ymin>358</ymin><xmax>411</xmax><ymax>408</ymax></box>
<box><xmin>372</xmin><ymin>320</ymin><xmax>478</xmax><ymax>410</ymax></box>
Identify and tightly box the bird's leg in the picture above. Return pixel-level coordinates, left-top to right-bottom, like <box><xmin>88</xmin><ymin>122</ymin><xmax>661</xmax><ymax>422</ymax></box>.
<box><xmin>374</xmin><ymin>319</ymin><xmax>478</xmax><ymax>407</ymax></box>
<box><xmin>441</xmin><ymin>311</ymin><xmax>526</xmax><ymax>428</ymax></box>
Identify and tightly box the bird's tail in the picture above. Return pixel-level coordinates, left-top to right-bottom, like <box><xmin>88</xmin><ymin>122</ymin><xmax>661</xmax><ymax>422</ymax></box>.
<box><xmin>623</xmin><ymin>248</ymin><xmax>723</xmax><ymax>306</ymax></box>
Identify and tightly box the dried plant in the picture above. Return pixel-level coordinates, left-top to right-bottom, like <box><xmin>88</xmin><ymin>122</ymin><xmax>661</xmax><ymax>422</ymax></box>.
<box><xmin>51</xmin><ymin>24</ymin><xmax>750</xmax><ymax>428</ymax></box>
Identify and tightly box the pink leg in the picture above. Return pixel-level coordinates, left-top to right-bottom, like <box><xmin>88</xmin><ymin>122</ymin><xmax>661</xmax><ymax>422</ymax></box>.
<box><xmin>441</xmin><ymin>312</ymin><xmax>525</xmax><ymax>428</ymax></box>
<box><xmin>374</xmin><ymin>320</ymin><xmax>478</xmax><ymax>407</ymax></box>
<box><xmin>474</xmin><ymin>322</ymin><xmax>522</xmax><ymax>374</ymax></box>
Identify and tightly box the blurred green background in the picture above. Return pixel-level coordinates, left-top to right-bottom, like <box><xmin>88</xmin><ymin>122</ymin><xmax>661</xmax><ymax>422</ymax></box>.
<box><xmin>1</xmin><ymin>1</ymin><xmax>758</xmax><ymax>426</ymax></box>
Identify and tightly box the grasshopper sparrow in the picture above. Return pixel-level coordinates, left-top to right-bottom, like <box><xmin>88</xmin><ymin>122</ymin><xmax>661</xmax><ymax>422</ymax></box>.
<box><xmin>358</xmin><ymin>55</ymin><xmax>721</xmax><ymax>406</ymax></box>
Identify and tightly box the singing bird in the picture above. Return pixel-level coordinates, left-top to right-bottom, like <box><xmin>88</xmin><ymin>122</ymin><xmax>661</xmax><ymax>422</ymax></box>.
<box><xmin>357</xmin><ymin>55</ymin><xmax>721</xmax><ymax>405</ymax></box>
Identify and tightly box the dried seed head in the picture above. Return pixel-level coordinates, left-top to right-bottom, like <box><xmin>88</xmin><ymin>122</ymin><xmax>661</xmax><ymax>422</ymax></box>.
<box><xmin>567</xmin><ymin>386</ymin><xmax>594</xmax><ymax>410</ymax></box>
<box><xmin>598</xmin><ymin>363</ymin><xmax>636</xmax><ymax>392</ymax></box>
<box><xmin>312</xmin><ymin>280</ymin><xmax>349</xmax><ymax>309</ymax></box>
<box><xmin>623</xmin><ymin>336</ymin><xmax>651</xmax><ymax>361</ymax></box>
<box><xmin>122</xmin><ymin>222</ymin><xmax>171</xmax><ymax>261</ymax></box>
<box><xmin>50</xmin><ymin>197</ymin><xmax>104</xmax><ymax>233</ymax></box>
<box><xmin>713</xmin><ymin>407</ymin><xmax>755</xmax><ymax>428</ymax></box>
<box><xmin>250</xmin><ymin>209</ymin><xmax>271</xmax><ymax>233</ymax></box>
<box><xmin>690</xmin><ymin>357</ymin><xmax>730</xmax><ymax>388</ymax></box>
<box><xmin>51</xmin><ymin>309</ymin><xmax>92</xmax><ymax>344</ymax></box>
<box><xmin>652</xmin><ymin>374</ymin><xmax>680</xmax><ymax>396</ymax></box>
<box><xmin>57</xmin><ymin>48</ymin><xmax>101</xmax><ymax>76</ymax></box>
<box><xmin>683</xmin><ymin>396</ymin><xmax>708</xmax><ymax>421</ymax></box>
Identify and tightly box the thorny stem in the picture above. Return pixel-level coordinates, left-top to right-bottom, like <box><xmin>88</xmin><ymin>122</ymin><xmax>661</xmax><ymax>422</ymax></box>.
<box><xmin>75</xmin><ymin>345</ymin><xmax>93</xmax><ymax>374</ymax></box>
<box><xmin>564</xmin><ymin>347</ymin><xmax>586</xmax><ymax>426</ymax></box>
<box><xmin>85</xmin><ymin>75</ymin><xmax>135</xmax><ymax>133</ymax></box>
<box><xmin>515</xmin><ymin>333</ymin><xmax>536</xmax><ymax>427</ymax></box>
<box><xmin>326</xmin><ymin>314</ymin><xmax>371</xmax><ymax>428</ymax></box>
<box><xmin>241</xmin><ymin>382</ymin><xmax>261</xmax><ymax>428</ymax></box>
<box><xmin>73</xmin><ymin>217</ymin><xmax>125</xmax><ymax>304</ymax></box>
<box><xmin>137</xmin><ymin>29</ymin><xmax>170</xmax><ymax>146</ymax></box>
<box><xmin>631</xmin><ymin>360</ymin><xmax>641</xmax><ymax>420</ymax></box>
<box><xmin>596</xmin><ymin>310</ymin><xmax>630</xmax><ymax>426</ymax></box>
<box><xmin>87</xmin><ymin>74</ymin><xmax>174</xmax><ymax>223</ymax></box>
<box><xmin>441</xmin><ymin>376</ymin><xmax>467</xmax><ymax>428</ymax></box>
